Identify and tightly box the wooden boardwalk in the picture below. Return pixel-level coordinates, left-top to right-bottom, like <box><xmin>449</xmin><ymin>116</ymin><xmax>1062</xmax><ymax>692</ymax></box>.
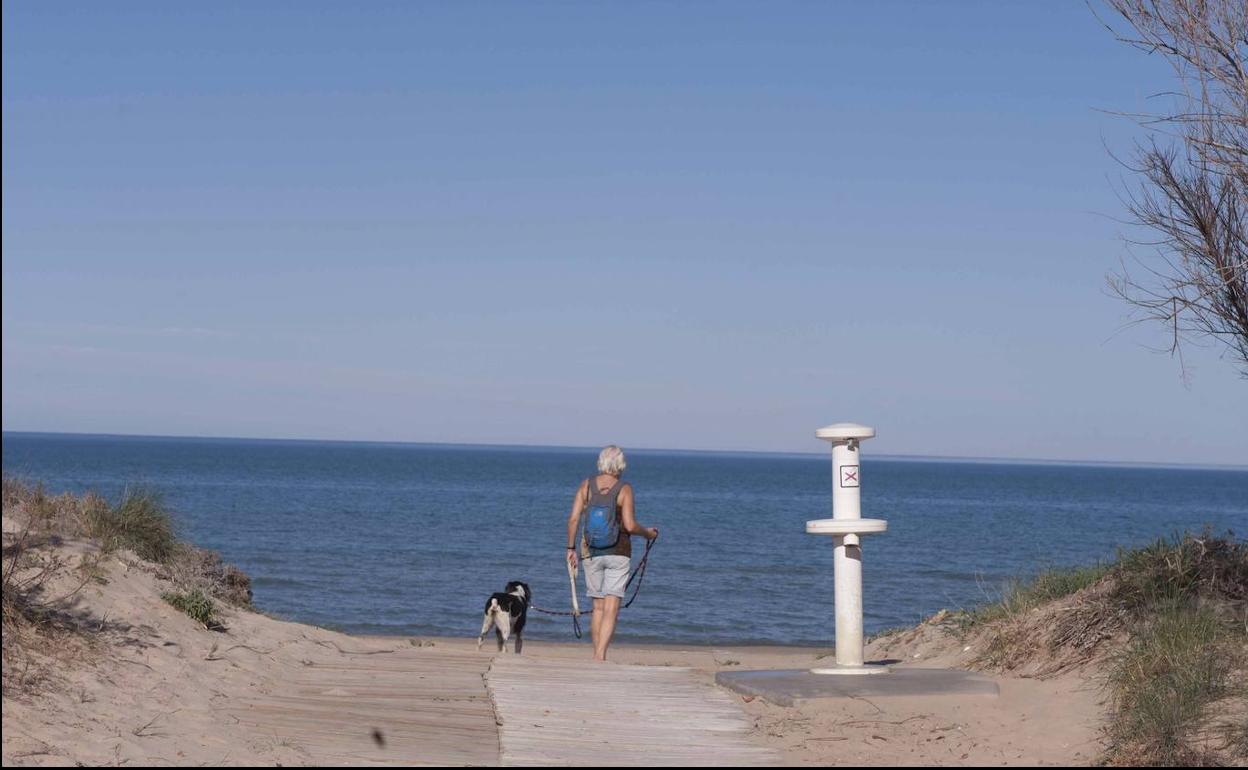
<box><xmin>226</xmin><ymin>645</ymin><xmax>498</xmax><ymax>766</ymax></box>
<box><xmin>485</xmin><ymin>656</ymin><xmax>779</xmax><ymax>766</ymax></box>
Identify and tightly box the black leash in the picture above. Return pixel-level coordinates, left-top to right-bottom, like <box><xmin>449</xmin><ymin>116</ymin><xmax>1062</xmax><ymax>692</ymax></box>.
<box><xmin>621</xmin><ymin>535</ymin><xmax>656</xmax><ymax>610</ymax></box>
<box><xmin>530</xmin><ymin>535</ymin><xmax>658</xmax><ymax>639</ymax></box>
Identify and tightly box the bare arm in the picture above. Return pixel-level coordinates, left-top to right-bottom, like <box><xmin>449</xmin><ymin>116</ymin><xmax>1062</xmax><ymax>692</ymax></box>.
<box><xmin>566</xmin><ymin>480</ymin><xmax>588</xmax><ymax>566</ymax></box>
<box><xmin>618</xmin><ymin>484</ymin><xmax>657</xmax><ymax>540</ymax></box>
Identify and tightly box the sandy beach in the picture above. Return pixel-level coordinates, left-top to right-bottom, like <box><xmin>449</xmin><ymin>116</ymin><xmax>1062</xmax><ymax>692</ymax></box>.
<box><xmin>2</xmin><ymin>520</ymin><xmax>1110</xmax><ymax>767</ymax></box>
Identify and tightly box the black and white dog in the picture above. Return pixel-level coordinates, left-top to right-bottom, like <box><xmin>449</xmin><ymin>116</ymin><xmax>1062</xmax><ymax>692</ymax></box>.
<box><xmin>477</xmin><ymin>581</ymin><xmax>531</xmax><ymax>654</ymax></box>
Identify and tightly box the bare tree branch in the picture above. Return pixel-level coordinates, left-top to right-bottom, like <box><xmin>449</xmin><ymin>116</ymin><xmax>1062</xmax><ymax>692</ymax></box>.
<box><xmin>1099</xmin><ymin>0</ymin><xmax>1248</xmax><ymax>378</ymax></box>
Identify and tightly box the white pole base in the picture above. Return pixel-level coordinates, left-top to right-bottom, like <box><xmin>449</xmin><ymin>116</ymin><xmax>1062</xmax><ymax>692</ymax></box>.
<box><xmin>809</xmin><ymin>663</ymin><xmax>892</xmax><ymax>676</ymax></box>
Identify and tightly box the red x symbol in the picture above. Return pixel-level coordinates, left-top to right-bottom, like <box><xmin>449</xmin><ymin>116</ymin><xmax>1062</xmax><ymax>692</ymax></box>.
<box><xmin>843</xmin><ymin>469</ymin><xmax>858</xmax><ymax>482</ymax></box>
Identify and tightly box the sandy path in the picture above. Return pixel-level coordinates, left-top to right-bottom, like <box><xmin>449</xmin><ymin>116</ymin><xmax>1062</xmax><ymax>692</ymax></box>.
<box><xmin>741</xmin><ymin>672</ymin><xmax>1107</xmax><ymax>766</ymax></box>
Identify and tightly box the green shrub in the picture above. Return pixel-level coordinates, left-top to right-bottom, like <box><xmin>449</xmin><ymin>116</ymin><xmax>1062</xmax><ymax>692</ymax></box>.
<box><xmin>162</xmin><ymin>589</ymin><xmax>216</xmax><ymax>628</ymax></box>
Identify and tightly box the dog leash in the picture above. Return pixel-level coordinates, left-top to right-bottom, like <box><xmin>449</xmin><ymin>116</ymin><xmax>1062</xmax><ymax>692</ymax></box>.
<box><xmin>530</xmin><ymin>535</ymin><xmax>658</xmax><ymax>639</ymax></box>
<box><xmin>621</xmin><ymin>534</ymin><xmax>656</xmax><ymax>610</ymax></box>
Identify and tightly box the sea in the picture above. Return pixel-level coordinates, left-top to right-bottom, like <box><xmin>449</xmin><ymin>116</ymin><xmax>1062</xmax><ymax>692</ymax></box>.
<box><xmin>3</xmin><ymin>432</ymin><xmax>1245</xmax><ymax>647</ymax></box>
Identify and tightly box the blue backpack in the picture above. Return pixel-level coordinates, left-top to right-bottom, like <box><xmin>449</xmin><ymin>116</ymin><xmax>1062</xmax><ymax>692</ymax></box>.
<box><xmin>582</xmin><ymin>478</ymin><xmax>623</xmax><ymax>550</ymax></box>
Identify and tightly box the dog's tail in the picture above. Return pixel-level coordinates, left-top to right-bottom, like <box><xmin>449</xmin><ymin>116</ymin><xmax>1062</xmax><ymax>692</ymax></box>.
<box><xmin>488</xmin><ymin>598</ymin><xmax>501</xmax><ymax>616</ymax></box>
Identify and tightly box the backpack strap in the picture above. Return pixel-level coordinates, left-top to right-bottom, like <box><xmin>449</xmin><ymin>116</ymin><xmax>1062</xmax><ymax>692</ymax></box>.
<box><xmin>592</xmin><ymin>475</ymin><xmax>622</xmax><ymax>497</ymax></box>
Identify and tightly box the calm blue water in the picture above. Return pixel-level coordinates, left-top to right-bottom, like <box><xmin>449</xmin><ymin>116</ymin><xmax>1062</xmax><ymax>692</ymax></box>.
<box><xmin>3</xmin><ymin>432</ymin><xmax>1245</xmax><ymax>646</ymax></box>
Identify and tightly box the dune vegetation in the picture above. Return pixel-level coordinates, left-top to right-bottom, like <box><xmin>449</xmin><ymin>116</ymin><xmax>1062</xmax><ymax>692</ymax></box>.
<box><xmin>1</xmin><ymin>478</ymin><xmax>251</xmax><ymax>694</ymax></box>
<box><xmin>954</xmin><ymin>531</ymin><xmax>1247</xmax><ymax>766</ymax></box>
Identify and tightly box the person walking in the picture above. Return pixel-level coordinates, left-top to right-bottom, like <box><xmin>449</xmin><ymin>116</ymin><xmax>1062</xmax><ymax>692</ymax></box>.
<box><xmin>566</xmin><ymin>445</ymin><xmax>658</xmax><ymax>661</ymax></box>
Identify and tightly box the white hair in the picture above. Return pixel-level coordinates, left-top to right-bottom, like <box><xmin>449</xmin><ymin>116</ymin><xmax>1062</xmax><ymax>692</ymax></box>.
<box><xmin>597</xmin><ymin>445</ymin><xmax>627</xmax><ymax>476</ymax></box>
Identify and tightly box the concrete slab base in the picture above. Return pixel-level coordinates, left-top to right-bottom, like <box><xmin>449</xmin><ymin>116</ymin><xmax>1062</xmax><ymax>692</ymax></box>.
<box><xmin>716</xmin><ymin>667</ymin><xmax>999</xmax><ymax>706</ymax></box>
<box><xmin>809</xmin><ymin>662</ymin><xmax>892</xmax><ymax>675</ymax></box>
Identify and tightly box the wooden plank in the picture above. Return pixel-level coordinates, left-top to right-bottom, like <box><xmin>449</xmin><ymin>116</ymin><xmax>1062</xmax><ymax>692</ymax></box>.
<box><xmin>223</xmin><ymin>647</ymin><xmax>498</xmax><ymax>767</ymax></box>
<box><xmin>486</xmin><ymin>656</ymin><xmax>778</xmax><ymax>767</ymax></box>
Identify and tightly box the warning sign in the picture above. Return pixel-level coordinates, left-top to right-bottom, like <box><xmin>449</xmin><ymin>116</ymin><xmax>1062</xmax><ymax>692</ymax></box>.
<box><xmin>839</xmin><ymin>465</ymin><xmax>860</xmax><ymax>488</ymax></box>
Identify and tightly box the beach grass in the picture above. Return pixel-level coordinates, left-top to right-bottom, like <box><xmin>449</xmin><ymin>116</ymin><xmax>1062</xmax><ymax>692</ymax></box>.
<box><xmin>1</xmin><ymin>478</ymin><xmax>177</xmax><ymax>564</ymax></box>
<box><xmin>90</xmin><ymin>487</ymin><xmax>178</xmax><ymax>564</ymax></box>
<box><xmin>956</xmin><ymin>530</ymin><xmax>1246</xmax><ymax>766</ymax></box>
<box><xmin>1105</xmin><ymin>603</ymin><xmax>1237</xmax><ymax>766</ymax></box>
<box><xmin>961</xmin><ymin>562</ymin><xmax>1112</xmax><ymax>629</ymax></box>
<box><xmin>1102</xmin><ymin>533</ymin><xmax>1247</xmax><ymax>766</ymax></box>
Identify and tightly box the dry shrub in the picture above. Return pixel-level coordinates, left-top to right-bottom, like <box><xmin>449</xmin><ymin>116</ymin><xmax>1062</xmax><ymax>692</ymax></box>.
<box><xmin>2</xmin><ymin>512</ymin><xmax>99</xmax><ymax>694</ymax></box>
<box><xmin>1110</xmin><ymin>531</ymin><xmax>1248</xmax><ymax>613</ymax></box>
<box><xmin>160</xmin><ymin>543</ymin><xmax>253</xmax><ymax>608</ymax></box>
<box><xmin>1047</xmin><ymin>587</ymin><xmax>1132</xmax><ymax>660</ymax></box>
<box><xmin>960</xmin><ymin>563</ymin><xmax>1123</xmax><ymax>674</ymax></box>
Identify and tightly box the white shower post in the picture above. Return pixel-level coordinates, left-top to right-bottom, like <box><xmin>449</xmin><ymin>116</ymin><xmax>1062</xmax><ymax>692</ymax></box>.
<box><xmin>807</xmin><ymin>423</ymin><xmax>889</xmax><ymax>675</ymax></box>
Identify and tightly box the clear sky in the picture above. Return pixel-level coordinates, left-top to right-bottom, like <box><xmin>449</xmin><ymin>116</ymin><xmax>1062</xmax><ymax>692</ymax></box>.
<box><xmin>3</xmin><ymin>2</ymin><xmax>1246</xmax><ymax>465</ymax></box>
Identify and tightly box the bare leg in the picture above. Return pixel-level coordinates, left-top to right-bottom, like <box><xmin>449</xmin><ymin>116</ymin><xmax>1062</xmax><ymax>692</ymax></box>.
<box><xmin>496</xmin><ymin>613</ymin><xmax>512</xmax><ymax>652</ymax></box>
<box><xmin>593</xmin><ymin>596</ymin><xmax>621</xmax><ymax>662</ymax></box>
<box><xmin>477</xmin><ymin>613</ymin><xmax>493</xmax><ymax>650</ymax></box>
<box><xmin>590</xmin><ymin>597</ymin><xmax>605</xmax><ymax>652</ymax></box>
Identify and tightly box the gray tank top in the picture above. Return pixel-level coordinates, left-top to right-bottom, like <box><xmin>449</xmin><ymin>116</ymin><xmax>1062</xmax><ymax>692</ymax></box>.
<box><xmin>581</xmin><ymin>475</ymin><xmax>632</xmax><ymax>559</ymax></box>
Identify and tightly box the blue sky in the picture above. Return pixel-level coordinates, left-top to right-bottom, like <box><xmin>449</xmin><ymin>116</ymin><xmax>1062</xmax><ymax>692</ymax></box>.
<box><xmin>3</xmin><ymin>2</ymin><xmax>1246</xmax><ymax>465</ymax></box>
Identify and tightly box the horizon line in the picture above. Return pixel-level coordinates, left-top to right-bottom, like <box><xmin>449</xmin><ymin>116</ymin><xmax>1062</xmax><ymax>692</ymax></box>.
<box><xmin>3</xmin><ymin>428</ymin><xmax>1246</xmax><ymax>473</ymax></box>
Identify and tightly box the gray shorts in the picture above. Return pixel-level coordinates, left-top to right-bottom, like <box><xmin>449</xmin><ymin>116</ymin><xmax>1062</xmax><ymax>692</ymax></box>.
<box><xmin>583</xmin><ymin>554</ymin><xmax>630</xmax><ymax>599</ymax></box>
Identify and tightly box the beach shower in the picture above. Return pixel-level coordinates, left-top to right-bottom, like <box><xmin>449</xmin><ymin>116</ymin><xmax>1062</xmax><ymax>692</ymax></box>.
<box><xmin>807</xmin><ymin>422</ymin><xmax>890</xmax><ymax>675</ymax></box>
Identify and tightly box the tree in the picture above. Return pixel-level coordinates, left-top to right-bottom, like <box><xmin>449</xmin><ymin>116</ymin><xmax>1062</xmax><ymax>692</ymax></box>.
<box><xmin>1098</xmin><ymin>0</ymin><xmax>1248</xmax><ymax>378</ymax></box>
